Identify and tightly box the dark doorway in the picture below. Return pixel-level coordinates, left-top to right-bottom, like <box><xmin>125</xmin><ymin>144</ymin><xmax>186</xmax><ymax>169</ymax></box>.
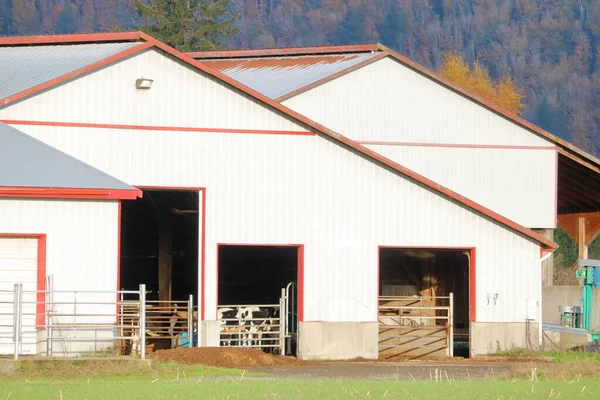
<box><xmin>120</xmin><ymin>189</ymin><xmax>200</xmax><ymax>301</ymax></box>
<box><xmin>379</xmin><ymin>248</ymin><xmax>471</xmax><ymax>358</ymax></box>
<box><xmin>217</xmin><ymin>245</ymin><xmax>298</xmax><ymax>306</ymax></box>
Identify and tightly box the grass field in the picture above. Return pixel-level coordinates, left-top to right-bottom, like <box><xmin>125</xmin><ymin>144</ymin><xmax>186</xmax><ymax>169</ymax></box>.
<box><xmin>2</xmin><ymin>351</ymin><xmax>600</xmax><ymax>399</ymax></box>
<box><xmin>1</xmin><ymin>376</ymin><xmax>599</xmax><ymax>400</ymax></box>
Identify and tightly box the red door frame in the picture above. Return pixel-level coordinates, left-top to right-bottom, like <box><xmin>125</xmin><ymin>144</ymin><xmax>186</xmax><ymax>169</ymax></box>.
<box><xmin>0</xmin><ymin>233</ymin><xmax>47</xmax><ymax>328</ymax></box>
<box><xmin>377</xmin><ymin>246</ymin><xmax>477</xmax><ymax>323</ymax></box>
<box><xmin>215</xmin><ymin>243</ymin><xmax>304</xmax><ymax>322</ymax></box>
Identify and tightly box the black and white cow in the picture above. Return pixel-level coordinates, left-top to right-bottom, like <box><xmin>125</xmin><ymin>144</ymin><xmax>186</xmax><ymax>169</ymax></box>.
<box><xmin>218</xmin><ymin>306</ymin><xmax>280</xmax><ymax>353</ymax></box>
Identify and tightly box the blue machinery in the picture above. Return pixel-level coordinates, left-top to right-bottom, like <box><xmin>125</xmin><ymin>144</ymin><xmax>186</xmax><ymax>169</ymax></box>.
<box><xmin>558</xmin><ymin>259</ymin><xmax>600</xmax><ymax>341</ymax></box>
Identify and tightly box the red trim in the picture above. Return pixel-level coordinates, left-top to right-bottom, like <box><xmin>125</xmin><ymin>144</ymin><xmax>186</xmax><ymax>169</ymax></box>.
<box><xmin>215</xmin><ymin>243</ymin><xmax>304</xmax><ymax>322</ymax></box>
<box><xmin>36</xmin><ymin>235</ymin><xmax>47</xmax><ymax>329</ymax></box>
<box><xmin>3</xmin><ymin>119</ymin><xmax>314</xmax><ymax>136</ymax></box>
<box><xmin>0</xmin><ymin>187</ymin><xmax>142</xmax><ymax>200</ymax></box>
<box><xmin>201</xmin><ymin>189</ymin><xmax>206</xmax><ymax>321</ymax></box>
<box><xmin>0</xmin><ymin>32</ymin><xmax>143</xmax><ymax>46</ymax></box>
<box><xmin>0</xmin><ymin>43</ymin><xmax>152</xmax><ymax>106</ymax></box>
<box><xmin>0</xmin><ymin>32</ymin><xmax>556</xmax><ymax>250</ymax></box>
<box><xmin>358</xmin><ymin>141</ymin><xmax>557</xmax><ymax>151</ymax></box>
<box><xmin>470</xmin><ymin>248</ymin><xmax>476</xmax><ymax>323</ymax></box>
<box><xmin>274</xmin><ymin>53</ymin><xmax>388</xmax><ymax>102</ymax></box>
<box><xmin>187</xmin><ymin>44</ymin><xmax>378</xmax><ymax>59</ymax></box>
<box><xmin>116</xmin><ymin>201</ymin><xmax>122</xmax><ymax>322</ymax></box>
<box><xmin>0</xmin><ymin>233</ymin><xmax>46</xmax><ymax>329</ymax></box>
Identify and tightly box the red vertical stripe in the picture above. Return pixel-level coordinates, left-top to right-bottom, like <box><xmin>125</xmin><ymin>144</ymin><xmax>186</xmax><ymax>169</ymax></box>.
<box><xmin>298</xmin><ymin>245</ymin><xmax>304</xmax><ymax>322</ymax></box>
<box><xmin>36</xmin><ymin>235</ymin><xmax>47</xmax><ymax>329</ymax></box>
<box><xmin>116</xmin><ymin>201</ymin><xmax>122</xmax><ymax>323</ymax></box>
<box><xmin>470</xmin><ymin>248</ymin><xmax>477</xmax><ymax>322</ymax></box>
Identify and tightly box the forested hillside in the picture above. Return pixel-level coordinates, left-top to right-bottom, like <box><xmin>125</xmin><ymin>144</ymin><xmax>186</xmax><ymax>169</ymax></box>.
<box><xmin>1</xmin><ymin>0</ymin><xmax>600</xmax><ymax>155</ymax></box>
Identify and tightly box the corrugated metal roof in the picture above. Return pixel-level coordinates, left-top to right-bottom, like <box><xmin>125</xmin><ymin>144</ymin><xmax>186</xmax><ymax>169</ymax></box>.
<box><xmin>201</xmin><ymin>52</ymin><xmax>382</xmax><ymax>99</ymax></box>
<box><xmin>0</xmin><ymin>122</ymin><xmax>135</xmax><ymax>190</ymax></box>
<box><xmin>0</xmin><ymin>42</ymin><xmax>139</xmax><ymax>100</ymax></box>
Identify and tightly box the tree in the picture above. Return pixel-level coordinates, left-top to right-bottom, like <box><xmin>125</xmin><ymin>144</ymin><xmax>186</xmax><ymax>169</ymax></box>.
<box><xmin>133</xmin><ymin>0</ymin><xmax>240</xmax><ymax>51</ymax></box>
<box><xmin>438</xmin><ymin>50</ymin><xmax>524</xmax><ymax>115</ymax></box>
<box><xmin>10</xmin><ymin>0</ymin><xmax>40</xmax><ymax>35</ymax></box>
<box><xmin>57</xmin><ymin>3</ymin><xmax>80</xmax><ymax>34</ymax></box>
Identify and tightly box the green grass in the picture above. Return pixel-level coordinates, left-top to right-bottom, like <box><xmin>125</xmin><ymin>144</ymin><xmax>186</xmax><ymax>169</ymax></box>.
<box><xmin>0</xmin><ymin>377</ymin><xmax>599</xmax><ymax>399</ymax></box>
<box><xmin>496</xmin><ymin>348</ymin><xmax>600</xmax><ymax>364</ymax></box>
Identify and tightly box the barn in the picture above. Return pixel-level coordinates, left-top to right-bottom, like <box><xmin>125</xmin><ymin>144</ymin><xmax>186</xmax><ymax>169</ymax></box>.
<box><xmin>0</xmin><ymin>32</ymin><xmax>556</xmax><ymax>360</ymax></box>
<box><xmin>192</xmin><ymin>44</ymin><xmax>600</xmax><ymax>288</ymax></box>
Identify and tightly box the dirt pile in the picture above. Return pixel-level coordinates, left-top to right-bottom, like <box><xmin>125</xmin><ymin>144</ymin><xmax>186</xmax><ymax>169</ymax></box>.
<box><xmin>150</xmin><ymin>347</ymin><xmax>306</xmax><ymax>368</ymax></box>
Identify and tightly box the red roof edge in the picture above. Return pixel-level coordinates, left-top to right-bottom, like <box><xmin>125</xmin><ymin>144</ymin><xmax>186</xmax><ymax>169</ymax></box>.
<box><xmin>0</xmin><ymin>32</ymin><xmax>557</xmax><ymax>250</ymax></box>
<box><xmin>0</xmin><ymin>187</ymin><xmax>143</xmax><ymax>200</ymax></box>
<box><xmin>0</xmin><ymin>32</ymin><xmax>144</xmax><ymax>46</ymax></box>
<box><xmin>186</xmin><ymin>43</ymin><xmax>379</xmax><ymax>59</ymax></box>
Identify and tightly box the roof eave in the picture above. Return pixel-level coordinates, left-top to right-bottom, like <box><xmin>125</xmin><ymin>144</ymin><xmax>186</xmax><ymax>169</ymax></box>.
<box><xmin>186</xmin><ymin>43</ymin><xmax>380</xmax><ymax>59</ymax></box>
<box><xmin>0</xmin><ymin>32</ymin><xmax>145</xmax><ymax>46</ymax></box>
<box><xmin>0</xmin><ymin>187</ymin><xmax>143</xmax><ymax>200</ymax></box>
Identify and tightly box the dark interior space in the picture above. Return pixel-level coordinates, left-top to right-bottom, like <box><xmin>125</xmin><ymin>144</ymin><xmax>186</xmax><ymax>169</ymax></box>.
<box><xmin>218</xmin><ymin>245</ymin><xmax>297</xmax><ymax>306</ymax></box>
<box><xmin>379</xmin><ymin>248</ymin><xmax>471</xmax><ymax>358</ymax></box>
<box><xmin>120</xmin><ymin>189</ymin><xmax>199</xmax><ymax>301</ymax></box>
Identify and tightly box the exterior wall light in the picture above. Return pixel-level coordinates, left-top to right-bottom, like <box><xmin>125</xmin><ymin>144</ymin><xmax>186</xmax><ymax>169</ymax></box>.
<box><xmin>135</xmin><ymin>78</ymin><xmax>154</xmax><ymax>89</ymax></box>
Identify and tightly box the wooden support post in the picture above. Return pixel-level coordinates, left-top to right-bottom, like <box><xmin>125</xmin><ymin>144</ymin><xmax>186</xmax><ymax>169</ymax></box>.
<box><xmin>158</xmin><ymin>210</ymin><xmax>172</xmax><ymax>302</ymax></box>
<box><xmin>558</xmin><ymin>213</ymin><xmax>600</xmax><ymax>262</ymax></box>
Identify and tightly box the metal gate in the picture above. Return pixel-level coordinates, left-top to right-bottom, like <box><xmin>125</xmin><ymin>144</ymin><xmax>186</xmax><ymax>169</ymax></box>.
<box><xmin>378</xmin><ymin>294</ymin><xmax>454</xmax><ymax>360</ymax></box>
<box><xmin>218</xmin><ymin>287</ymin><xmax>288</xmax><ymax>354</ymax></box>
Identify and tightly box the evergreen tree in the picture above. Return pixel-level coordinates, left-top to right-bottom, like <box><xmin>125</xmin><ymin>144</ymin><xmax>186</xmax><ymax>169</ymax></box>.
<box><xmin>377</xmin><ymin>2</ymin><xmax>408</xmax><ymax>48</ymax></box>
<box><xmin>133</xmin><ymin>0</ymin><xmax>240</xmax><ymax>51</ymax></box>
<box><xmin>57</xmin><ymin>4</ymin><xmax>80</xmax><ymax>34</ymax></box>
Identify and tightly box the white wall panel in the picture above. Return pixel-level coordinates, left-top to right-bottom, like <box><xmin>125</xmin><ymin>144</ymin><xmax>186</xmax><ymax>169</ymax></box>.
<box><xmin>282</xmin><ymin>57</ymin><xmax>557</xmax><ymax>228</ymax></box>
<box><xmin>366</xmin><ymin>145</ymin><xmax>556</xmax><ymax>229</ymax></box>
<box><xmin>0</xmin><ymin>200</ymin><xmax>119</xmax><ymax>294</ymax></box>
<box><xmin>0</xmin><ymin>49</ymin><xmax>544</xmax><ymax>326</ymax></box>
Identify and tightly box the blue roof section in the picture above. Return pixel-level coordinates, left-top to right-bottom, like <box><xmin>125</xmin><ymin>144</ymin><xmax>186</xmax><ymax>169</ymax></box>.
<box><xmin>0</xmin><ymin>42</ymin><xmax>139</xmax><ymax>100</ymax></box>
<box><xmin>0</xmin><ymin>122</ymin><xmax>136</xmax><ymax>190</ymax></box>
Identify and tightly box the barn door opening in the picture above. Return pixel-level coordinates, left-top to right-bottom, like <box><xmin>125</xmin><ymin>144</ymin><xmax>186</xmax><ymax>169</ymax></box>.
<box><xmin>120</xmin><ymin>189</ymin><xmax>200</xmax><ymax>301</ymax></box>
<box><xmin>378</xmin><ymin>248</ymin><xmax>471</xmax><ymax>360</ymax></box>
<box><xmin>217</xmin><ymin>245</ymin><xmax>300</xmax><ymax>356</ymax></box>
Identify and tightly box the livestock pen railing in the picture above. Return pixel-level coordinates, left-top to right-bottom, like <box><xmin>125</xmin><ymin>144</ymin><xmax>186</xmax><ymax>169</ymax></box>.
<box><xmin>218</xmin><ymin>288</ymin><xmax>286</xmax><ymax>355</ymax></box>
<box><xmin>378</xmin><ymin>294</ymin><xmax>454</xmax><ymax>360</ymax></box>
<box><xmin>0</xmin><ymin>278</ymin><xmax>149</xmax><ymax>360</ymax></box>
<box><xmin>144</xmin><ymin>296</ymin><xmax>196</xmax><ymax>351</ymax></box>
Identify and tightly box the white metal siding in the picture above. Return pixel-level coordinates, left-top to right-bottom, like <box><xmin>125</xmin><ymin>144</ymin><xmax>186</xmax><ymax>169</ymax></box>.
<box><xmin>282</xmin><ymin>57</ymin><xmax>556</xmax><ymax>228</ymax></box>
<box><xmin>0</xmin><ymin>200</ymin><xmax>119</xmax><ymax>324</ymax></box>
<box><xmin>12</xmin><ymin>124</ymin><xmax>542</xmax><ymax>324</ymax></box>
<box><xmin>0</xmin><ymin>237</ymin><xmax>37</xmax><ymax>355</ymax></box>
<box><xmin>0</xmin><ymin>49</ymin><xmax>543</xmax><ymax>325</ymax></box>
<box><xmin>366</xmin><ymin>145</ymin><xmax>556</xmax><ymax>229</ymax></box>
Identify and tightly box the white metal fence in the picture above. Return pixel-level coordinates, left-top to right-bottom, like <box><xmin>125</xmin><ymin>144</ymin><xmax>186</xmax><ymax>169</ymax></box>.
<box><xmin>1</xmin><ymin>278</ymin><xmax>150</xmax><ymax>360</ymax></box>
<box><xmin>218</xmin><ymin>288</ymin><xmax>287</xmax><ymax>354</ymax></box>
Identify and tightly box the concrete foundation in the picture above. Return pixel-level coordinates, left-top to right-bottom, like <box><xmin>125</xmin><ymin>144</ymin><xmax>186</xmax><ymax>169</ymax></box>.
<box><xmin>470</xmin><ymin>322</ymin><xmax>539</xmax><ymax>356</ymax></box>
<box><xmin>543</xmin><ymin>286</ymin><xmax>596</xmax><ymax>325</ymax></box>
<box><xmin>297</xmin><ymin>321</ymin><xmax>378</xmax><ymax>360</ymax></box>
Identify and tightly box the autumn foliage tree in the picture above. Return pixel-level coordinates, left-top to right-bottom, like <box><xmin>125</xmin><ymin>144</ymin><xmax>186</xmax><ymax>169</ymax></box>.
<box><xmin>133</xmin><ymin>0</ymin><xmax>240</xmax><ymax>51</ymax></box>
<box><xmin>438</xmin><ymin>51</ymin><xmax>524</xmax><ymax>116</ymax></box>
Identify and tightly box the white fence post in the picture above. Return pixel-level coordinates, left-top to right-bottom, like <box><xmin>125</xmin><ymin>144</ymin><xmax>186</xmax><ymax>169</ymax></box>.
<box><xmin>13</xmin><ymin>283</ymin><xmax>23</xmax><ymax>360</ymax></box>
<box><xmin>449</xmin><ymin>292</ymin><xmax>454</xmax><ymax>358</ymax></box>
<box><xmin>140</xmin><ymin>284</ymin><xmax>146</xmax><ymax>360</ymax></box>
<box><xmin>188</xmin><ymin>294</ymin><xmax>193</xmax><ymax>348</ymax></box>
<box><xmin>280</xmin><ymin>288</ymin><xmax>286</xmax><ymax>356</ymax></box>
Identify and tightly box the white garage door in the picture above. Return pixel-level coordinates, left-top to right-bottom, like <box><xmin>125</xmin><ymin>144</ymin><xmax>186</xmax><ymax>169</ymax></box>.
<box><xmin>0</xmin><ymin>237</ymin><xmax>39</xmax><ymax>355</ymax></box>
